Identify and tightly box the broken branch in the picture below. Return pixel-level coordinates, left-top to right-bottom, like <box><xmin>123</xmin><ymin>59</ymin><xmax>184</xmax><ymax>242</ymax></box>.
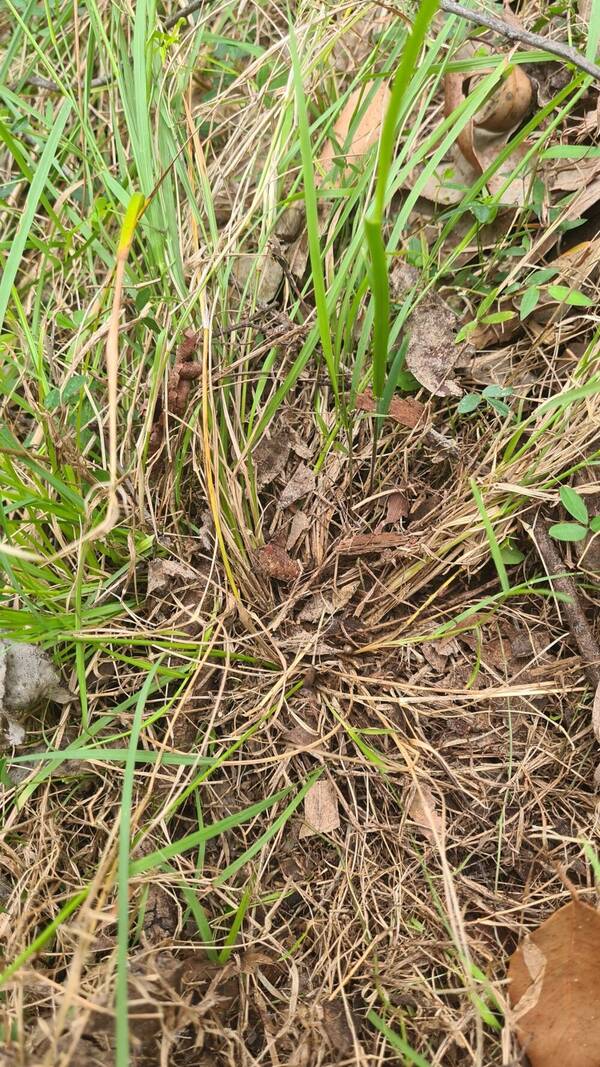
<box><xmin>440</xmin><ymin>0</ymin><xmax>600</xmax><ymax>82</ymax></box>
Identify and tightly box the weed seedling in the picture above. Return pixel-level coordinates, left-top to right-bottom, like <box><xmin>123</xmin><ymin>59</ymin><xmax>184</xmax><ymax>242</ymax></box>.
<box><xmin>549</xmin><ymin>485</ymin><xmax>600</xmax><ymax>542</ymax></box>
<box><xmin>458</xmin><ymin>384</ymin><xmax>513</xmax><ymax>417</ymax></box>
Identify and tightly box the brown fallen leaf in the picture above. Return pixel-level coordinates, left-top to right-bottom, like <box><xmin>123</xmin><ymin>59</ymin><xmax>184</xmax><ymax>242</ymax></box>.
<box><xmin>256</xmin><ymin>542</ymin><xmax>301</xmax><ymax>582</ymax></box>
<box><xmin>287</xmin><ymin>509</ymin><xmax>310</xmax><ymax>550</ymax></box>
<box><xmin>445</xmin><ymin>56</ymin><xmax>532</xmax><ymax>172</ymax></box>
<box><xmin>433</xmin><ymin>53</ymin><xmax>534</xmax><ymax>209</ymax></box>
<box><xmin>473</xmin><ymin>65</ymin><xmax>532</xmax><ymax>133</ymax></box>
<box><xmin>253</xmin><ymin>429</ymin><xmax>291</xmax><ymax>488</ymax></box>
<box><xmin>298</xmin><ymin>579</ymin><xmax>359</xmax><ymax>623</ymax></box>
<box><xmin>355</xmin><ymin>388</ymin><xmax>425</xmax><ymax>429</ymax></box>
<box><xmin>279</xmin><ymin>462</ymin><xmax>316</xmax><ymax>510</ymax></box>
<box><xmin>231</xmin><ymin>253</ymin><xmax>283</xmax><ymax>304</ymax></box>
<box><xmin>385</xmin><ymin>490</ymin><xmax>410</xmax><ymax>524</ymax></box>
<box><xmin>318</xmin><ymin>82</ymin><xmax>391</xmax><ymax>176</ymax></box>
<box><xmin>390</xmin><ymin>261</ymin><xmax>464</xmax><ymax>397</ymax></box>
<box><xmin>299</xmin><ymin>779</ymin><xmax>340</xmax><ymax>838</ymax></box>
<box><xmin>288</xmin><ymin>82</ymin><xmax>390</xmax><ymax>278</ymax></box>
<box><xmin>407</xmin><ymin>783</ymin><xmax>443</xmax><ymax>843</ymax></box>
<box><xmin>147</xmin><ymin>558</ymin><xmax>197</xmax><ymax>597</ymax></box>
<box><xmin>320</xmin><ymin>999</ymin><xmax>356</xmax><ymax>1054</ymax></box>
<box><xmin>508</xmin><ymin>898</ymin><xmax>600</xmax><ymax>1067</ymax></box>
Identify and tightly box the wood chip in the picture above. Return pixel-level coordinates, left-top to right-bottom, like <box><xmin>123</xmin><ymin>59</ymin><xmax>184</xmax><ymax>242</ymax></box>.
<box><xmin>337</xmin><ymin>532</ymin><xmax>419</xmax><ymax>556</ymax></box>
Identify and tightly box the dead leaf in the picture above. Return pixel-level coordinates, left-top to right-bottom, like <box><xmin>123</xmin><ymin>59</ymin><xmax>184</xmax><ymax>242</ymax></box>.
<box><xmin>298</xmin><ymin>593</ymin><xmax>334</xmax><ymax>623</ymax></box>
<box><xmin>420</xmin><ymin>638</ymin><xmax>458</xmax><ymax>672</ymax></box>
<box><xmin>256</xmin><ymin>542</ymin><xmax>301</xmax><ymax>582</ymax></box>
<box><xmin>385</xmin><ymin>491</ymin><xmax>410</xmax><ymax>524</ymax></box>
<box><xmin>253</xmin><ymin>430</ymin><xmax>291</xmax><ymax>488</ymax></box>
<box><xmin>445</xmin><ymin>67</ymin><xmax>481</xmax><ymax>175</ymax></box>
<box><xmin>390</xmin><ymin>261</ymin><xmax>463</xmax><ymax>397</ymax></box>
<box><xmin>320</xmin><ymin>999</ymin><xmax>355</xmax><ymax>1053</ymax></box>
<box><xmin>275</xmin><ymin>205</ymin><xmax>303</xmax><ymax>242</ymax></box>
<box><xmin>287</xmin><ymin>510</ymin><xmax>310</xmax><ymax>550</ymax></box>
<box><xmin>549</xmin><ymin>155</ymin><xmax>600</xmax><ymax>194</ymax></box>
<box><xmin>473</xmin><ymin>65</ymin><xmax>532</xmax><ymax>133</ymax></box>
<box><xmin>289</xmin><ymin>82</ymin><xmax>390</xmax><ymax>278</ymax></box>
<box><xmin>508</xmin><ymin>899</ymin><xmax>600</xmax><ymax>1067</ymax></box>
<box><xmin>407</xmin><ymin>783</ymin><xmax>443</xmax><ymax>843</ymax></box>
<box><xmin>408</xmin><ymin>53</ymin><xmax>533</xmax><ymax>212</ymax></box>
<box><xmin>299</xmin><ymin>779</ymin><xmax>340</xmax><ymax>838</ymax></box>
<box><xmin>279</xmin><ymin>462</ymin><xmax>316</xmax><ymax>510</ymax></box>
<box><xmin>147</xmin><ymin>558</ymin><xmax>197</xmax><ymax>597</ymax></box>
<box><xmin>355</xmin><ymin>388</ymin><xmax>425</xmax><ymax>428</ymax></box>
<box><xmin>318</xmin><ymin>82</ymin><xmax>391</xmax><ymax>175</ymax></box>
<box><xmin>298</xmin><ymin>580</ymin><xmax>358</xmax><ymax>623</ymax></box>
<box><xmin>446</xmin><ymin>59</ymin><xmax>532</xmax><ymax>170</ymax></box>
<box><xmin>232</xmin><ymin>253</ymin><xmax>283</xmax><ymax>304</ymax></box>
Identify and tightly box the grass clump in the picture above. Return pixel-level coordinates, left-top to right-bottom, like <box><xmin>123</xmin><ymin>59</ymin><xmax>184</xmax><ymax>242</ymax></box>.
<box><xmin>2</xmin><ymin>0</ymin><xmax>600</xmax><ymax>1064</ymax></box>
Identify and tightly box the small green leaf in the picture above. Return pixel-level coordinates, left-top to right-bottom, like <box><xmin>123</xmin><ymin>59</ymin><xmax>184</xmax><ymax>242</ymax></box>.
<box><xmin>61</xmin><ymin>374</ymin><xmax>87</xmax><ymax>404</ymax></box>
<box><xmin>548</xmin><ymin>522</ymin><xmax>588</xmax><ymax>542</ymax></box>
<box><xmin>486</xmin><ymin>397</ymin><xmax>511</xmax><ymax>416</ymax></box>
<box><xmin>482</xmin><ymin>384</ymin><xmax>512</xmax><ymax>399</ymax></box>
<box><xmin>455</xmin><ymin>321</ymin><xmax>477</xmax><ymax>343</ymax></box>
<box><xmin>519</xmin><ymin>286</ymin><xmax>540</xmax><ymax>319</ymax></box>
<box><xmin>547</xmin><ymin>284</ymin><xmax>593</xmax><ymax>307</ymax></box>
<box><xmin>590</xmin><ymin>515</ymin><xmax>600</xmax><ymax>533</ymax></box>
<box><xmin>470</xmin><ymin>201</ymin><xmax>497</xmax><ymax>224</ymax></box>
<box><xmin>457</xmin><ymin>393</ymin><xmax>482</xmax><ymax>415</ymax></box>
<box><xmin>396</xmin><ymin>370</ymin><xmax>421</xmax><ymax>392</ymax></box>
<box><xmin>527</xmin><ymin>268</ymin><xmax>558</xmax><ymax>286</ymax></box>
<box><xmin>44</xmin><ymin>387</ymin><xmax>61</xmax><ymax>411</ymax></box>
<box><xmin>481</xmin><ymin>311</ymin><xmax>516</xmax><ymax>324</ymax></box>
<box><xmin>499</xmin><ymin>542</ymin><xmax>525</xmax><ymax>564</ymax></box>
<box><xmin>559</xmin><ymin>485</ymin><xmax>588</xmax><ymax>524</ymax></box>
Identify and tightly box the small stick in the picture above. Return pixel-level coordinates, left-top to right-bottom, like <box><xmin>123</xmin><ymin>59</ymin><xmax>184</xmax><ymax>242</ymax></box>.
<box><xmin>534</xmin><ymin>518</ymin><xmax>600</xmax><ymax>686</ymax></box>
<box><xmin>440</xmin><ymin>0</ymin><xmax>600</xmax><ymax>82</ymax></box>
<box><xmin>24</xmin><ymin>74</ymin><xmax>109</xmax><ymax>91</ymax></box>
<box><xmin>164</xmin><ymin>0</ymin><xmax>204</xmax><ymax>28</ymax></box>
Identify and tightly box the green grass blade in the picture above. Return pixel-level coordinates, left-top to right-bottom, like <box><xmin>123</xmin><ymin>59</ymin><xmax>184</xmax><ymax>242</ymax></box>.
<box><xmin>289</xmin><ymin>26</ymin><xmax>337</xmax><ymax>398</ymax></box>
<box><xmin>0</xmin><ymin>888</ymin><xmax>89</xmax><ymax>986</ymax></box>
<box><xmin>0</xmin><ymin>99</ymin><xmax>71</xmax><ymax>333</ymax></box>
<box><xmin>367</xmin><ymin>1009</ymin><xmax>431</xmax><ymax>1066</ymax></box>
<box><xmin>213</xmin><ymin>768</ymin><xmax>322</xmax><ymax>885</ymax></box>
<box><xmin>470</xmin><ymin>478</ymin><xmax>510</xmax><ymax>594</ymax></box>
<box><xmin>130</xmin><ymin>784</ymin><xmax>296</xmax><ymax>876</ymax></box>
<box><xmin>365</xmin><ymin>0</ymin><xmax>439</xmax><ymax>399</ymax></box>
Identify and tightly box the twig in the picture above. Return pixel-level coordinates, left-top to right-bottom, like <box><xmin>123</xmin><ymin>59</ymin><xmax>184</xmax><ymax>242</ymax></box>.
<box><xmin>164</xmin><ymin>0</ymin><xmax>204</xmax><ymax>29</ymax></box>
<box><xmin>24</xmin><ymin>74</ymin><xmax>109</xmax><ymax>91</ymax></box>
<box><xmin>440</xmin><ymin>0</ymin><xmax>600</xmax><ymax>82</ymax></box>
<box><xmin>534</xmin><ymin>518</ymin><xmax>600</xmax><ymax>687</ymax></box>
